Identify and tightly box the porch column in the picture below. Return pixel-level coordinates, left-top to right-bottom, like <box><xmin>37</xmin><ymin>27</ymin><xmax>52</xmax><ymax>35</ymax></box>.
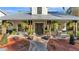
<box><xmin>30</xmin><ymin>20</ymin><xmax>33</xmax><ymax>35</ymax></box>
<box><xmin>47</xmin><ymin>20</ymin><xmax>51</xmax><ymax>35</ymax></box>
<box><xmin>73</xmin><ymin>20</ymin><xmax>77</xmax><ymax>37</ymax></box>
<box><xmin>75</xmin><ymin>21</ymin><xmax>77</xmax><ymax>36</ymax></box>
<box><xmin>50</xmin><ymin>22</ymin><xmax>52</xmax><ymax>36</ymax></box>
<box><xmin>13</xmin><ymin>20</ymin><xmax>19</xmax><ymax>32</ymax></box>
<box><xmin>28</xmin><ymin>20</ymin><xmax>33</xmax><ymax>35</ymax></box>
<box><xmin>64</xmin><ymin>21</ymin><xmax>67</xmax><ymax>31</ymax></box>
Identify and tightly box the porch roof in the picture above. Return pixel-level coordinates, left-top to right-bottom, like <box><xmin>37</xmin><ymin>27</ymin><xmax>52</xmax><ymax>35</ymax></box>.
<box><xmin>0</xmin><ymin>12</ymin><xmax>79</xmax><ymax>20</ymax></box>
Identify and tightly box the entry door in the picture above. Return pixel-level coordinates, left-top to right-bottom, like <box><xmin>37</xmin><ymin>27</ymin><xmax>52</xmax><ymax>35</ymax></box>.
<box><xmin>35</xmin><ymin>23</ymin><xmax>43</xmax><ymax>35</ymax></box>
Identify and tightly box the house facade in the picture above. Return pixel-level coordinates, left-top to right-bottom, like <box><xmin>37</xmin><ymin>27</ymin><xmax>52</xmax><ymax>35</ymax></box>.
<box><xmin>0</xmin><ymin>7</ymin><xmax>79</xmax><ymax>36</ymax></box>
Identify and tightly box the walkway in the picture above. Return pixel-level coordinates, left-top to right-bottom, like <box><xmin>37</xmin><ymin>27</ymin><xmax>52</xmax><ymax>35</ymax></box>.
<box><xmin>29</xmin><ymin>40</ymin><xmax>48</xmax><ymax>51</ymax></box>
<box><xmin>0</xmin><ymin>39</ymin><xmax>48</xmax><ymax>51</ymax></box>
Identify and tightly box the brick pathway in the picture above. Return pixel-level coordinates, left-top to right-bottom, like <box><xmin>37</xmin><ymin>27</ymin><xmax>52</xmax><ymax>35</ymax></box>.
<box><xmin>29</xmin><ymin>40</ymin><xmax>48</xmax><ymax>51</ymax></box>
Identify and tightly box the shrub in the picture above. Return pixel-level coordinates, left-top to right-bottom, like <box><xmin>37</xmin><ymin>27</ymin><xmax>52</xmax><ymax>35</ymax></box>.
<box><xmin>77</xmin><ymin>31</ymin><xmax>79</xmax><ymax>37</ymax></box>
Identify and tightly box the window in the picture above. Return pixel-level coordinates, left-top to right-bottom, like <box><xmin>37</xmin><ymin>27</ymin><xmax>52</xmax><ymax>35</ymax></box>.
<box><xmin>37</xmin><ymin>7</ymin><xmax>42</xmax><ymax>14</ymax></box>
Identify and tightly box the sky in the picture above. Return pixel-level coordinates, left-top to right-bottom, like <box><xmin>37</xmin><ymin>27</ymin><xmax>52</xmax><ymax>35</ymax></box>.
<box><xmin>0</xmin><ymin>7</ymin><xmax>69</xmax><ymax>13</ymax></box>
<box><xmin>0</xmin><ymin>7</ymin><xmax>31</xmax><ymax>13</ymax></box>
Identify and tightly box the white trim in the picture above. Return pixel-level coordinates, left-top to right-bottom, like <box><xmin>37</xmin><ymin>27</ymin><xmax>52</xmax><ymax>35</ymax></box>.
<box><xmin>32</xmin><ymin>7</ymin><xmax>37</xmax><ymax>15</ymax></box>
<box><xmin>42</xmin><ymin>7</ymin><xmax>48</xmax><ymax>15</ymax></box>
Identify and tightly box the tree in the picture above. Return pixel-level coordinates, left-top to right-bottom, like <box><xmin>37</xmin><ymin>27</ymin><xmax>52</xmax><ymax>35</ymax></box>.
<box><xmin>62</xmin><ymin>7</ymin><xmax>72</xmax><ymax>14</ymax></box>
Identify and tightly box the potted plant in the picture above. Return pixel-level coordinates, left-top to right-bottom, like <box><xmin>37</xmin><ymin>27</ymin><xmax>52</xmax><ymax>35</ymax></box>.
<box><xmin>45</xmin><ymin>29</ymin><xmax>49</xmax><ymax>35</ymax></box>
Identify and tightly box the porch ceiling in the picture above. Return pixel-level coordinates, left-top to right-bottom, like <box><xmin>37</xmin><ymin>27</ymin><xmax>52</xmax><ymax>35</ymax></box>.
<box><xmin>0</xmin><ymin>12</ymin><xmax>79</xmax><ymax>20</ymax></box>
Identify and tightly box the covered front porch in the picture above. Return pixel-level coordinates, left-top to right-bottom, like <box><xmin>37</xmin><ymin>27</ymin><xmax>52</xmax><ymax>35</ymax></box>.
<box><xmin>0</xmin><ymin>20</ymin><xmax>79</xmax><ymax>37</ymax></box>
<box><xmin>0</xmin><ymin>13</ymin><xmax>79</xmax><ymax>36</ymax></box>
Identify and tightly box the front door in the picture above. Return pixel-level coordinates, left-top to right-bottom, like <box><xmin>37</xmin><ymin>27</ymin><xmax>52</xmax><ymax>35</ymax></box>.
<box><xmin>35</xmin><ymin>23</ymin><xmax>43</xmax><ymax>35</ymax></box>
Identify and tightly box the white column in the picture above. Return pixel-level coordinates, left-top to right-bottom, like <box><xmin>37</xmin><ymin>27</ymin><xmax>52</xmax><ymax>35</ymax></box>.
<box><xmin>32</xmin><ymin>7</ymin><xmax>37</xmax><ymax>15</ymax></box>
<box><xmin>76</xmin><ymin>22</ymin><xmax>77</xmax><ymax>36</ymax></box>
<box><xmin>62</xmin><ymin>21</ymin><xmax>67</xmax><ymax>31</ymax></box>
<box><xmin>42</xmin><ymin>7</ymin><xmax>48</xmax><ymax>15</ymax></box>
<box><xmin>64</xmin><ymin>22</ymin><xmax>67</xmax><ymax>31</ymax></box>
<box><xmin>73</xmin><ymin>21</ymin><xmax>77</xmax><ymax>36</ymax></box>
<box><xmin>50</xmin><ymin>23</ymin><xmax>51</xmax><ymax>36</ymax></box>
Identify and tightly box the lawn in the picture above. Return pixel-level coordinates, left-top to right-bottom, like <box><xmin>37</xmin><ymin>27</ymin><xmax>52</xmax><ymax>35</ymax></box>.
<box><xmin>0</xmin><ymin>34</ymin><xmax>7</xmax><ymax>45</ymax></box>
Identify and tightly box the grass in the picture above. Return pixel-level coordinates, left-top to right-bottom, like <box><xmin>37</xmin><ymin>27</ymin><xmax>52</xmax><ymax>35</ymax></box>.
<box><xmin>0</xmin><ymin>34</ymin><xmax>7</xmax><ymax>45</ymax></box>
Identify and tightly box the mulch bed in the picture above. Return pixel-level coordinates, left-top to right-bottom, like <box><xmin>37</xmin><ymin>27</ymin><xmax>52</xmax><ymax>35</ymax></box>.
<box><xmin>47</xmin><ymin>39</ymin><xmax>79</xmax><ymax>51</ymax></box>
